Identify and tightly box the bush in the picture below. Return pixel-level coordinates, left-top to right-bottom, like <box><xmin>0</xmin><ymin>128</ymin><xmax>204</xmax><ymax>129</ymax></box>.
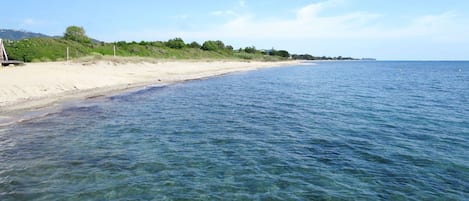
<box><xmin>188</xmin><ymin>41</ymin><xmax>201</xmax><ymax>49</ymax></box>
<box><xmin>270</xmin><ymin>49</ymin><xmax>290</xmax><ymax>58</ymax></box>
<box><xmin>244</xmin><ymin>46</ymin><xmax>256</xmax><ymax>54</ymax></box>
<box><xmin>165</xmin><ymin>38</ymin><xmax>186</xmax><ymax>49</ymax></box>
<box><xmin>64</xmin><ymin>26</ymin><xmax>92</xmax><ymax>44</ymax></box>
<box><xmin>276</xmin><ymin>50</ymin><xmax>290</xmax><ymax>58</ymax></box>
<box><xmin>139</xmin><ymin>41</ymin><xmax>149</xmax><ymax>46</ymax></box>
<box><xmin>116</xmin><ymin>41</ymin><xmax>127</xmax><ymax>47</ymax></box>
<box><xmin>201</xmin><ymin>40</ymin><xmax>225</xmax><ymax>51</ymax></box>
<box><xmin>201</xmin><ymin>41</ymin><xmax>218</xmax><ymax>51</ymax></box>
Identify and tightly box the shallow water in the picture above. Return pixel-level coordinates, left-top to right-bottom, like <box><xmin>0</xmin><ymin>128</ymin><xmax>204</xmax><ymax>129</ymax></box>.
<box><xmin>1</xmin><ymin>61</ymin><xmax>468</xmax><ymax>200</ymax></box>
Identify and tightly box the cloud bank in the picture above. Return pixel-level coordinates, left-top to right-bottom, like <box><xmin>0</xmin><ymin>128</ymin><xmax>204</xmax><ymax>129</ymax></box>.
<box><xmin>106</xmin><ymin>0</ymin><xmax>468</xmax><ymax>59</ymax></box>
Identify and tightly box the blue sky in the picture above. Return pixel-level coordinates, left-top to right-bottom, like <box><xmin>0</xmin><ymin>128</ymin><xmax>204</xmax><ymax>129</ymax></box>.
<box><xmin>3</xmin><ymin>0</ymin><xmax>469</xmax><ymax>60</ymax></box>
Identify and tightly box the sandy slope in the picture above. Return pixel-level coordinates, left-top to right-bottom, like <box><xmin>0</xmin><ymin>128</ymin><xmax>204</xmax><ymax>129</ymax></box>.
<box><xmin>0</xmin><ymin>60</ymin><xmax>299</xmax><ymax>114</ymax></box>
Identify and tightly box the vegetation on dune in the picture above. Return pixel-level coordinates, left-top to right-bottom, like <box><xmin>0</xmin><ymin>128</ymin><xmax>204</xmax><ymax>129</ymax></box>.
<box><xmin>63</xmin><ymin>26</ymin><xmax>92</xmax><ymax>44</ymax></box>
<box><xmin>3</xmin><ymin>26</ymin><xmax>291</xmax><ymax>62</ymax></box>
<box><xmin>165</xmin><ymin>38</ymin><xmax>186</xmax><ymax>49</ymax></box>
<box><xmin>4</xmin><ymin>38</ymin><xmax>90</xmax><ymax>62</ymax></box>
<box><xmin>2</xmin><ymin>27</ymin><xmax>369</xmax><ymax>62</ymax></box>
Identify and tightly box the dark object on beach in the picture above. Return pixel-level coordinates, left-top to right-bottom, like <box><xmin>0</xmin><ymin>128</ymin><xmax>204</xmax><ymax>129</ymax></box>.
<box><xmin>2</xmin><ymin>60</ymin><xmax>25</xmax><ymax>66</ymax></box>
<box><xmin>1</xmin><ymin>38</ymin><xmax>25</xmax><ymax>66</ymax></box>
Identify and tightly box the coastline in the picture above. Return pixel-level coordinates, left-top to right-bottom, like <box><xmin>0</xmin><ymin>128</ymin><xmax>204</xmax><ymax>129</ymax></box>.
<box><xmin>0</xmin><ymin>59</ymin><xmax>300</xmax><ymax>125</ymax></box>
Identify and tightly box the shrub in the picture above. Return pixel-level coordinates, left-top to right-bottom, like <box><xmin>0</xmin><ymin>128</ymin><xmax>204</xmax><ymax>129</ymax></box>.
<box><xmin>201</xmin><ymin>40</ymin><xmax>225</xmax><ymax>51</ymax></box>
<box><xmin>165</xmin><ymin>38</ymin><xmax>186</xmax><ymax>49</ymax></box>
<box><xmin>276</xmin><ymin>50</ymin><xmax>290</xmax><ymax>58</ymax></box>
<box><xmin>270</xmin><ymin>49</ymin><xmax>290</xmax><ymax>58</ymax></box>
<box><xmin>201</xmin><ymin>40</ymin><xmax>218</xmax><ymax>51</ymax></box>
<box><xmin>244</xmin><ymin>46</ymin><xmax>256</xmax><ymax>54</ymax></box>
<box><xmin>188</xmin><ymin>41</ymin><xmax>201</xmax><ymax>49</ymax></box>
<box><xmin>64</xmin><ymin>26</ymin><xmax>92</xmax><ymax>44</ymax></box>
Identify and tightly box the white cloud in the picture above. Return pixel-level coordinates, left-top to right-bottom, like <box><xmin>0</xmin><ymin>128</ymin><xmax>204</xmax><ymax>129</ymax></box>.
<box><xmin>239</xmin><ymin>0</ymin><xmax>246</xmax><ymax>7</ymax></box>
<box><xmin>209</xmin><ymin>0</ymin><xmax>246</xmax><ymax>17</ymax></box>
<box><xmin>296</xmin><ymin>0</ymin><xmax>343</xmax><ymax>21</ymax></box>
<box><xmin>200</xmin><ymin>0</ymin><xmax>382</xmax><ymax>40</ymax></box>
<box><xmin>21</xmin><ymin>18</ymin><xmax>46</xmax><ymax>26</ymax></box>
<box><xmin>109</xmin><ymin>0</ymin><xmax>469</xmax><ymax>51</ymax></box>
<box><xmin>407</xmin><ymin>11</ymin><xmax>466</xmax><ymax>42</ymax></box>
<box><xmin>210</xmin><ymin>10</ymin><xmax>237</xmax><ymax>17</ymax></box>
<box><xmin>177</xmin><ymin>15</ymin><xmax>189</xmax><ymax>20</ymax></box>
<box><xmin>197</xmin><ymin>0</ymin><xmax>467</xmax><ymax>43</ymax></box>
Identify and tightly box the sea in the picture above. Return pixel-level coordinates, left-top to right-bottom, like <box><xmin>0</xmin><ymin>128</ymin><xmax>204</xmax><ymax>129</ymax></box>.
<box><xmin>0</xmin><ymin>61</ymin><xmax>468</xmax><ymax>200</ymax></box>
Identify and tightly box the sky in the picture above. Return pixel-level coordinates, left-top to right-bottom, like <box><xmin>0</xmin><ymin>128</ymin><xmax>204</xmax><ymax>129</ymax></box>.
<box><xmin>2</xmin><ymin>0</ymin><xmax>469</xmax><ymax>60</ymax></box>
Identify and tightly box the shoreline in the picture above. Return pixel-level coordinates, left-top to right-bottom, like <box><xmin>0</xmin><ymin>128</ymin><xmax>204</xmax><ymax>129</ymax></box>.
<box><xmin>0</xmin><ymin>60</ymin><xmax>301</xmax><ymax>126</ymax></box>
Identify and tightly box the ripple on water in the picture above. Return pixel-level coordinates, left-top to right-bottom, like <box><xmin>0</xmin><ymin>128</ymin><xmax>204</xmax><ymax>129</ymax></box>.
<box><xmin>1</xmin><ymin>61</ymin><xmax>469</xmax><ymax>200</ymax></box>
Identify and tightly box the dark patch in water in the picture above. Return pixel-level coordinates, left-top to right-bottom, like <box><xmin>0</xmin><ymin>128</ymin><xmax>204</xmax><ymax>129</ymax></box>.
<box><xmin>1</xmin><ymin>61</ymin><xmax>469</xmax><ymax>200</ymax></box>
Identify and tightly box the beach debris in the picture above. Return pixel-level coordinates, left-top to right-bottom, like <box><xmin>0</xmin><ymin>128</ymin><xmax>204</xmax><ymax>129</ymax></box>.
<box><xmin>1</xmin><ymin>39</ymin><xmax>25</xmax><ymax>66</ymax></box>
<box><xmin>0</xmin><ymin>39</ymin><xmax>7</xmax><ymax>61</ymax></box>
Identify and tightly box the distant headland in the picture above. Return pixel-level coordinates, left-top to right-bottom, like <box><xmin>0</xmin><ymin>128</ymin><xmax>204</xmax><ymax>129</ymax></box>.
<box><xmin>291</xmin><ymin>54</ymin><xmax>376</xmax><ymax>61</ymax></box>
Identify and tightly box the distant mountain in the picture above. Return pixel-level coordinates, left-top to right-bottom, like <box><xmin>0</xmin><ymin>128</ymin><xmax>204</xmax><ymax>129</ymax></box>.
<box><xmin>0</xmin><ymin>29</ymin><xmax>51</xmax><ymax>40</ymax></box>
<box><xmin>0</xmin><ymin>29</ymin><xmax>104</xmax><ymax>44</ymax></box>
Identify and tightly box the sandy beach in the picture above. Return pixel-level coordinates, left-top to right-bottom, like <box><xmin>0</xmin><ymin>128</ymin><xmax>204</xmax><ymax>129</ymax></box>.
<box><xmin>0</xmin><ymin>59</ymin><xmax>299</xmax><ymax>117</ymax></box>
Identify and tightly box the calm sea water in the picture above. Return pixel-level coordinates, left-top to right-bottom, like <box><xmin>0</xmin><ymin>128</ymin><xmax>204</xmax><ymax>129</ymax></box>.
<box><xmin>1</xmin><ymin>61</ymin><xmax>468</xmax><ymax>200</ymax></box>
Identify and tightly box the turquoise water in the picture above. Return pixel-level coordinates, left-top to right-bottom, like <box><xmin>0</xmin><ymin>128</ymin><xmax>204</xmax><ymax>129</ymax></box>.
<box><xmin>1</xmin><ymin>61</ymin><xmax>468</xmax><ymax>200</ymax></box>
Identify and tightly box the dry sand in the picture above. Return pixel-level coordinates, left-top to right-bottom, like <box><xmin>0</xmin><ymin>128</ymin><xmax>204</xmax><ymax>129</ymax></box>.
<box><xmin>0</xmin><ymin>60</ymin><xmax>299</xmax><ymax>118</ymax></box>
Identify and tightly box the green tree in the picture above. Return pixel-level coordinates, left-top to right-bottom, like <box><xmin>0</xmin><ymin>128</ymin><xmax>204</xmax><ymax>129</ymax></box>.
<box><xmin>201</xmin><ymin>40</ymin><xmax>218</xmax><ymax>51</ymax></box>
<box><xmin>214</xmin><ymin>40</ymin><xmax>225</xmax><ymax>49</ymax></box>
<box><xmin>64</xmin><ymin>26</ymin><xmax>91</xmax><ymax>44</ymax></box>
<box><xmin>188</xmin><ymin>41</ymin><xmax>201</xmax><ymax>49</ymax></box>
<box><xmin>269</xmin><ymin>49</ymin><xmax>290</xmax><ymax>58</ymax></box>
<box><xmin>276</xmin><ymin>50</ymin><xmax>290</xmax><ymax>58</ymax></box>
<box><xmin>244</xmin><ymin>46</ymin><xmax>256</xmax><ymax>54</ymax></box>
<box><xmin>201</xmin><ymin>40</ymin><xmax>227</xmax><ymax>51</ymax></box>
<box><xmin>139</xmin><ymin>41</ymin><xmax>149</xmax><ymax>46</ymax></box>
<box><xmin>165</xmin><ymin>38</ymin><xmax>186</xmax><ymax>49</ymax></box>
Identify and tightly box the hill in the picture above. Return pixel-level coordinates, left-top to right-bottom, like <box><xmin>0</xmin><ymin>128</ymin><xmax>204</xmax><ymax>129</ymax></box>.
<box><xmin>0</xmin><ymin>29</ymin><xmax>51</xmax><ymax>40</ymax></box>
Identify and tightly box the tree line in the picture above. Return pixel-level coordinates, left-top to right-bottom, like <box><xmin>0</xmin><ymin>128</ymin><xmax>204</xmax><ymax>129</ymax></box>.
<box><xmin>65</xmin><ymin>26</ymin><xmax>291</xmax><ymax>58</ymax></box>
<box><xmin>6</xmin><ymin>26</ymin><xmax>368</xmax><ymax>62</ymax></box>
<box><xmin>291</xmin><ymin>54</ymin><xmax>358</xmax><ymax>60</ymax></box>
